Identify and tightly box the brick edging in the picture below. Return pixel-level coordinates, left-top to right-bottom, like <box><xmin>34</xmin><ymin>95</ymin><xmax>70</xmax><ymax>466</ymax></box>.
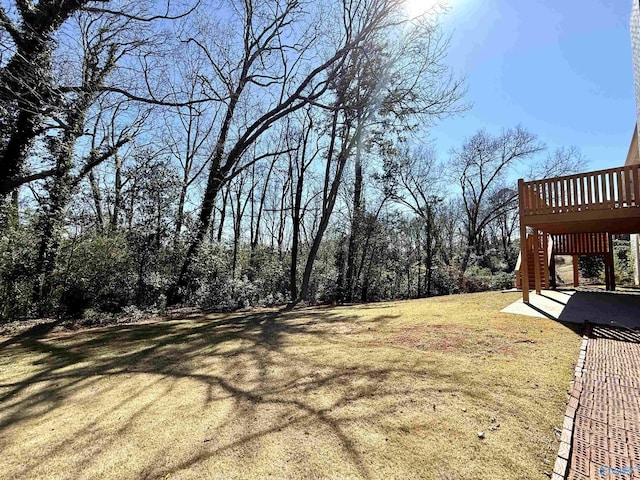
<box><xmin>551</xmin><ymin>322</ymin><xmax>591</xmax><ymax>480</ymax></box>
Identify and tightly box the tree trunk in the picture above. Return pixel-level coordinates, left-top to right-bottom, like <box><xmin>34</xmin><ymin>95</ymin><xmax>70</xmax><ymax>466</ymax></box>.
<box><xmin>169</xmin><ymin>171</ymin><xmax>226</xmax><ymax>304</ymax></box>
<box><xmin>299</xmin><ymin>210</ymin><xmax>330</xmax><ymax>302</ymax></box>
<box><xmin>277</xmin><ymin>173</ymin><xmax>290</xmax><ymax>260</ymax></box>
<box><xmin>169</xmin><ymin>67</ymin><xmax>249</xmax><ymax>304</ymax></box>
<box><xmin>290</xmin><ymin>163</ymin><xmax>304</xmax><ymax>301</ymax></box>
<box><xmin>250</xmin><ymin>157</ymin><xmax>276</xmax><ymax>260</ymax></box>
<box><xmin>345</xmin><ymin>119</ymin><xmax>363</xmax><ymax>302</ymax></box>
<box><xmin>416</xmin><ymin>225</ymin><xmax>422</xmax><ymax>297</ymax></box>
<box><xmin>299</xmin><ymin>113</ymin><xmax>353</xmax><ymax>302</ymax></box>
<box><xmin>361</xmin><ymin>244</ymin><xmax>378</xmax><ymax>303</ymax></box>
<box><xmin>249</xmin><ymin>163</ymin><xmax>256</xmax><ymax>250</ymax></box>
<box><xmin>34</xmin><ymin>142</ymin><xmax>77</xmax><ymax>314</ymax></box>
<box><xmin>426</xmin><ymin>220</ymin><xmax>433</xmax><ymax>296</ymax></box>
<box><xmin>217</xmin><ymin>186</ymin><xmax>229</xmax><ymax>242</ymax></box>
<box><xmin>110</xmin><ymin>155</ymin><xmax>123</xmax><ymax>234</ymax></box>
<box><xmin>174</xmin><ymin>175</ymin><xmax>188</xmax><ymax>247</ymax></box>
<box><xmin>289</xmin><ymin>116</ymin><xmax>315</xmax><ymax>301</ymax></box>
<box><xmin>0</xmin><ymin>42</ymin><xmax>54</xmax><ymax>196</ymax></box>
<box><xmin>33</xmin><ymin>87</ymin><xmax>97</xmax><ymax>314</ymax></box>
<box><xmin>88</xmin><ymin>170</ymin><xmax>104</xmax><ymax>234</ymax></box>
<box><xmin>232</xmin><ymin>186</ymin><xmax>242</xmax><ymax>278</ymax></box>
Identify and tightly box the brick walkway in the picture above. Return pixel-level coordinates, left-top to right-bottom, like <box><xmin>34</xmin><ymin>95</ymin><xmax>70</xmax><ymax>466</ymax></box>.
<box><xmin>561</xmin><ymin>325</ymin><xmax>640</xmax><ymax>480</ymax></box>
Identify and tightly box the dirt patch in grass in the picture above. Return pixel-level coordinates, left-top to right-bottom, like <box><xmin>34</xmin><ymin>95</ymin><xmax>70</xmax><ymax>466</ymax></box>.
<box><xmin>0</xmin><ymin>292</ymin><xmax>582</xmax><ymax>480</ymax></box>
<box><xmin>384</xmin><ymin>324</ymin><xmax>516</xmax><ymax>356</ymax></box>
<box><xmin>388</xmin><ymin>324</ymin><xmax>465</xmax><ymax>350</ymax></box>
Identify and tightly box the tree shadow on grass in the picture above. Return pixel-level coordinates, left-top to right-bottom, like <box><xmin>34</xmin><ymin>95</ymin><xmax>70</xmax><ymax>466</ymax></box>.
<box><xmin>0</xmin><ymin>307</ymin><xmax>522</xmax><ymax>479</ymax></box>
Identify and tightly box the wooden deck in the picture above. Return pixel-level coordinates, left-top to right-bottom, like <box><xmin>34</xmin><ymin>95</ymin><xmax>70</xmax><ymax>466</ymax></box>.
<box><xmin>519</xmin><ymin>165</ymin><xmax>640</xmax><ymax>234</ymax></box>
<box><xmin>516</xmin><ymin>165</ymin><xmax>640</xmax><ymax>302</ymax></box>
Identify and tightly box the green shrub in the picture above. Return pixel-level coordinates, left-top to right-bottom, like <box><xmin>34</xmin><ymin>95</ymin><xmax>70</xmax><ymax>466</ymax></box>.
<box><xmin>189</xmin><ymin>242</ymin><xmax>288</xmax><ymax>310</ymax></box>
<box><xmin>614</xmin><ymin>240</ymin><xmax>634</xmax><ymax>285</ymax></box>
<box><xmin>463</xmin><ymin>266</ymin><xmax>492</xmax><ymax>293</ymax></box>
<box><xmin>490</xmin><ymin>272</ymin><xmax>515</xmax><ymax>290</ymax></box>
<box><xmin>0</xmin><ymin>223</ymin><xmax>39</xmax><ymax>320</ymax></box>
<box><xmin>431</xmin><ymin>265</ymin><xmax>460</xmax><ymax>296</ymax></box>
<box><xmin>59</xmin><ymin>234</ymin><xmax>136</xmax><ymax>315</ymax></box>
<box><xmin>578</xmin><ymin>255</ymin><xmax>604</xmax><ymax>281</ymax></box>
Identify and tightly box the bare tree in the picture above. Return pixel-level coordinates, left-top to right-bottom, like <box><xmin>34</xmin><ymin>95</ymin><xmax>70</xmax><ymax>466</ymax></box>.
<box><xmin>382</xmin><ymin>146</ymin><xmax>444</xmax><ymax>295</ymax></box>
<box><xmin>32</xmin><ymin>11</ymin><xmax>145</xmax><ymax>312</ymax></box>
<box><xmin>298</xmin><ymin>7</ymin><xmax>466</xmax><ymax>302</ymax></box>
<box><xmin>0</xmin><ymin>0</ymin><xmax>199</xmax><ymax>197</ymax></box>
<box><xmin>450</xmin><ymin>126</ymin><xmax>545</xmax><ymax>277</ymax></box>
<box><xmin>0</xmin><ymin>0</ymin><xmax>97</xmax><ymax>196</ymax></box>
<box><xmin>169</xmin><ymin>0</ymin><xmax>420</xmax><ymax>303</ymax></box>
<box><xmin>487</xmin><ymin>145</ymin><xmax>586</xmax><ymax>271</ymax></box>
<box><xmin>162</xmin><ymin>63</ymin><xmax>217</xmax><ymax>246</ymax></box>
<box><xmin>288</xmin><ymin>110</ymin><xmax>320</xmax><ymax>300</ymax></box>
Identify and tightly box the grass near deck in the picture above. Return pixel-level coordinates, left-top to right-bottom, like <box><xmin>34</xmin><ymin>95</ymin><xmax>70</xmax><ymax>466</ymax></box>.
<box><xmin>0</xmin><ymin>292</ymin><xmax>582</xmax><ymax>480</ymax></box>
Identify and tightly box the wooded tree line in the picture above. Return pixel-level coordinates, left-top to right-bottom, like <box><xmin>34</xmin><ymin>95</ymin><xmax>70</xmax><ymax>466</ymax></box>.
<box><xmin>0</xmin><ymin>0</ymin><xmax>585</xmax><ymax>320</ymax></box>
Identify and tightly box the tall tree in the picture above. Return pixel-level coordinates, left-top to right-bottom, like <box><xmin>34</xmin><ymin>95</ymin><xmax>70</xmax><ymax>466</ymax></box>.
<box><xmin>170</xmin><ymin>0</ymin><xmax>419</xmax><ymax>303</ymax></box>
<box><xmin>32</xmin><ymin>11</ymin><xmax>142</xmax><ymax>312</ymax></box>
<box><xmin>382</xmin><ymin>147</ymin><xmax>444</xmax><ymax>296</ymax></box>
<box><xmin>0</xmin><ymin>0</ymin><xmax>198</xmax><ymax>197</ymax></box>
<box><xmin>298</xmin><ymin>7</ymin><xmax>465</xmax><ymax>302</ymax></box>
<box><xmin>288</xmin><ymin>110</ymin><xmax>320</xmax><ymax>300</ymax></box>
<box><xmin>450</xmin><ymin>126</ymin><xmax>545</xmax><ymax>277</ymax></box>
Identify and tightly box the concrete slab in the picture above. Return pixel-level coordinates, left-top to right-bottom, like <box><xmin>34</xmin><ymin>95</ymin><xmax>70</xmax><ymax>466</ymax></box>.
<box><xmin>502</xmin><ymin>290</ymin><xmax>640</xmax><ymax>328</ymax></box>
<box><xmin>501</xmin><ymin>290</ymin><xmax>575</xmax><ymax>320</ymax></box>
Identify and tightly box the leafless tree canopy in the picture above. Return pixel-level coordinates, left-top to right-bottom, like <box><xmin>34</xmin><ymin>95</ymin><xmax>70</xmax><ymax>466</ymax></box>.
<box><xmin>0</xmin><ymin>0</ymin><xmax>595</xmax><ymax>319</ymax></box>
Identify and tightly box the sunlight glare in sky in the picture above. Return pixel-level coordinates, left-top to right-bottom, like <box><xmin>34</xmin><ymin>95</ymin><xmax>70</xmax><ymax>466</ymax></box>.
<box><xmin>404</xmin><ymin>0</ymin><xmax>446</xmax><ymax>17</ymax></box>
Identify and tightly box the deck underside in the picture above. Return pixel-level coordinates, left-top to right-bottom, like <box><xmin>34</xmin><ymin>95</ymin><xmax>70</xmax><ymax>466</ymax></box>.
<box><xmin>523</xmin><ymin>209</ymin><xmax>640</xmax><ymax>234</ymax></box>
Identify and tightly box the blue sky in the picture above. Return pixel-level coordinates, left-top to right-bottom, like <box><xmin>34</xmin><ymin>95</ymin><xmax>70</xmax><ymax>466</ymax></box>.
<box><xmin>429</xmin><ymin>0</ymin><xmax>635</xmax><ymax>172</ymax></box>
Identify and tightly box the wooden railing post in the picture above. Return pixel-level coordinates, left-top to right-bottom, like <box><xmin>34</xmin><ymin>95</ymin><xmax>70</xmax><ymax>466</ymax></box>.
<box><xmin>518</xmin><ymin>179</ymin><xmax>530</xmax><ymax>302</ymax></box>
<box><xmin>573</xmin><ymin>255</ymin><xmax>580</xmax><ymax>288</ymax></box>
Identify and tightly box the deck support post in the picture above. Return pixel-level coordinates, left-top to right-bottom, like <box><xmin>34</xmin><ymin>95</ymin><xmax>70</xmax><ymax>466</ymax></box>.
<box><xmin>573</xmin><ymin>255</ymin><xmax>580</xmax><ymax>288</ymax></box>
<box><xmin>533</xmin><ymin>229</ymin><xmax>542</xmax><ymax>294</ymax></box>
<box><xmin>550</xmin><ymin>255</ymin><xmax>557</xmax><ymax>289</ymax></box>
<box><xmin>606</xmin><ymin>233</ymin><xmax>616</xmax><ymax>291</ymax></box>
<box><xmin>542</xmin><ymin>232</ymin><xmax>550</xmax><ymax>289</ymax></box>
<box><xmin>518</xmin><ymin>180</ymin><xmax>530</xmax><ymax>303</ymax></box>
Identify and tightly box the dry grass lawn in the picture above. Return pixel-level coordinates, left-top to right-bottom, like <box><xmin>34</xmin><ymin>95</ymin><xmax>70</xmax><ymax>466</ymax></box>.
<box><xmin>0</xmin><ymin>292</ymin><xmax>582</xmax><ymax>480</ymax></box>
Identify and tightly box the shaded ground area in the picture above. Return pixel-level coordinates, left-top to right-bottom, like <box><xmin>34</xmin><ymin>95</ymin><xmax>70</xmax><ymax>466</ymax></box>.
<box><xmin>0</xmin><ymin>292</ymin><xmax>581</xmax><ymax>479</ymax></box>
<box><xmin>565</xmin><ymin>325</ymin><xmax>640</xmax><ymax>480</ymax></box>
<box><xmin>502</xmin><ymin>290</ymin><xmax>640</xmax><ymax>329</ymax></box>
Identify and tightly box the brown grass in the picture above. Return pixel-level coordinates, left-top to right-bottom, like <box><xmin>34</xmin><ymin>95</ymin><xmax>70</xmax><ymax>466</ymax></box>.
<box><xmin>0</xmin><ymin>292</ymin><xmax>582</xmax><ymax>479</ymax></box>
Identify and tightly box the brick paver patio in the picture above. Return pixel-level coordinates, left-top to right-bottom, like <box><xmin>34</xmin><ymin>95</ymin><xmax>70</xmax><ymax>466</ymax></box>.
<box><xmin>562</xmin><ymin>325</ymin><xmax>640</xmax><ymax>480</ymax></box>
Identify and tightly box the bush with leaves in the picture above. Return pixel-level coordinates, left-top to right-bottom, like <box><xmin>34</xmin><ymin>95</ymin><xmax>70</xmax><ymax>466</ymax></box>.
<box><xmin>490</xmin><ymin>272</ymin><xmax>515</xmax><ymax>290</ymax></box>
<box><xmin>430</xmin><ymin>265</ymin><xmax>460</xmax><ymax>296</ymax></box>
<box><xmin>0</xmin><ymin>221</ymin><xmax>39</xmax><ymax>320</ymax></box>
<box><xmin>462</xmin><ymin>266</ymin><xmax>493</xmax><ymax>293</ymax></box>
<box><xmin>189</xmin><ymin>242</ymin><xmax>234</xmax><ymax>310</ymax></box>
<box><xmin>303</xmin><ymin>239</ymin><xmax>339</xmax><ymax>304</ymax></box>
<box><xmin>58</xmin><ymin>234</ymin><xmax>136</xmax><ymax>316</ymax></box>
<box><xmin>578</xmin><ymin>255</ymin><xmax>604</xmax><ymax>282</ymax></box>
<box><xmin>245</xmin><ymin>246</ymin><xmax>288</xmax><ymax>299</ymax></box>
<box><xmin>614</xmin><ymin>240</ymin><xmax>634</xmax><ymax>285</ymax></box>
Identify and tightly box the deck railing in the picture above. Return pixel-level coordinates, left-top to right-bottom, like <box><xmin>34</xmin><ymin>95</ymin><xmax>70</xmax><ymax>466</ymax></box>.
<box><xmin>551</xmin><ymin>232</ymin><xmax>610</xmax><ymax>255</ymax></box>
<box><xmin>520</xmin><ymin>164</ymin><xmax>640</xmax><ymax>216</ymax></box>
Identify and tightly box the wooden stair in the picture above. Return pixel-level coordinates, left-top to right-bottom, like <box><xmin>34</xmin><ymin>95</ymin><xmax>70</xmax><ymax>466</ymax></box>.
<box><xmin>515</xmin><ymin>233</ymin><xmax>550</xmax><ymax>289</ymax></box>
